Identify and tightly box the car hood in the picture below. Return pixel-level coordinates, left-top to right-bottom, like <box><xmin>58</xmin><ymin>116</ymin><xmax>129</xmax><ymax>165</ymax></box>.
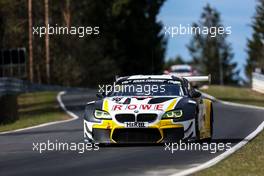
<box><xmin>103</xmin><ymin>96</ymin><xmax>183</xmax><ymax>116</ymax></box>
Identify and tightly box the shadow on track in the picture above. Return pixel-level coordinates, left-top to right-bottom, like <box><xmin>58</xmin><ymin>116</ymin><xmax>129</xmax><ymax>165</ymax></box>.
<box><xmin>1</xmin><ymin>128</ymin><xmax>82</xmax><ymax>136</ymax></box>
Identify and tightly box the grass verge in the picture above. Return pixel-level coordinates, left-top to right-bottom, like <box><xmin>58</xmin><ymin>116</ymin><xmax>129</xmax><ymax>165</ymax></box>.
<box><xmin>195</xmin><ymin>85</ymin><xmax>264</xmax><ymax>176</ymax></box>
<box><xmin>0</xmin><ymin>91</ymin><xmax>70</xmax><ymax>132</ymax></box>
<box><xmin>202</xmin><ymin>85</ymin><xmax>264</xmax><ymax>107</ymax></box>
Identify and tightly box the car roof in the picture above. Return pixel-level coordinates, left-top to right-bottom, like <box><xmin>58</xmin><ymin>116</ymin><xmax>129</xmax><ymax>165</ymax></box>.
<box><xmin>127</xmin><ymin>75</ymin><xmax>174</xmax><ymax>80</ymax></box>
<box><xmin>171</xmin><ymin>65</ymin><xmax>192</xmax><ymax>70</ymax></box>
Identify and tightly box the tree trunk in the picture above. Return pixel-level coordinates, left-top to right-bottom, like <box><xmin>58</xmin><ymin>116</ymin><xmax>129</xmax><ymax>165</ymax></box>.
<box><xmin>44</xmin><ymin>0</ymin><xmax>50</xmax><ymax>84</ymax></box>
<box><xmin>28</xmin><ymin>0</ymin><xmax>34</xmax><ymax>82</ymax></box>
<box><xmin>63</xmin><ymin>0</ymin><xmax>71</xmax><ymax>28</ymax></box>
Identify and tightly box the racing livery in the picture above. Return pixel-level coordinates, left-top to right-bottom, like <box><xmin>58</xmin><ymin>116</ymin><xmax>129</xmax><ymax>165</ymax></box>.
<box><xmin>83</xmin><ymin>75</ymin><xmax>213</xmax><ymax>144</ymax></box>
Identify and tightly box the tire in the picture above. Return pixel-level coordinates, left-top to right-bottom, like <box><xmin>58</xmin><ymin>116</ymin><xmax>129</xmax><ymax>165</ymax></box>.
<box><xmin>196</xmin><ymin>103</ymin><xmax>213</xmax><ymax>143</ymax></box>
<box><xmin>210</xmin><ymin>103</ymin><xmax>214</xmax><ymax>137</ymax></box>
<box><xmin>194</xmin><ymin>107</ymin><xmax>201</xmax><ymax>141</ymax></box>
<box><xmin>201</xmin><ymin>103</ymin><xmax>214</xmax><ymax>143</ymax></box>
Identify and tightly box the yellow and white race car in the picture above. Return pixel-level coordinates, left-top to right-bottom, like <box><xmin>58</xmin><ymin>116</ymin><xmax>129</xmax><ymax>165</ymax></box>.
<box><xmin>83</xmin><ymin>75</ymin><xmax>213</xmax><ymax>144</ymax></box>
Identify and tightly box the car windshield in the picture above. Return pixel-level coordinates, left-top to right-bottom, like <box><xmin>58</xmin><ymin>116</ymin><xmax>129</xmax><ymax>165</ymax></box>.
<box><xmin>172</xmin><ymin>69</ymin><xmax>191</xmax><ymax>73</ymax></box>
<box><xmin>109</xmin><ymin>80</ymin><xmax>184</xmax><ymax>96</ymax></box>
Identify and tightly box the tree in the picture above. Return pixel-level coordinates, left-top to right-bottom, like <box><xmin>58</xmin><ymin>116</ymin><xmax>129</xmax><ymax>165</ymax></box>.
<box><xmin>28</xmin><ymin>0</ymin><xmax>34</xmax><ymax>82</ymax></box>
<box><xmin>0</xmin><ymin>0</ymin><xmax>167</xmax><ymax>87</ymax></box>
<box><xmin>246</xmin><ymin>0</ymin><xmax>264</xmax><ymax>78</ymax></box>
<box><xmin>187</xmin><ymin>4</ymin><xmax>239</xmax><ymax>85</ymax></box>
<box><xmin>0</xmin><ymin>5</ymin><xmax>5</xmax><ymax>49</ymax></box>
<box><xmin>110</xmin><ymin>0</ymin><xmax>166</xmax><ymax>76</ymax></box>
<box><xmin>67</xmin><ymin>0</ymin><xmax>167</xmax><ymax>86</ymax></box>
<box><xmin>164</xmin><ymin>55</ymin><xmax>185</xmax><ymax>70</ymax></box>
<box><xmin>44</xmin><ymin>0</ymin><xmax>50</xmax><ymax>84</ymax></box>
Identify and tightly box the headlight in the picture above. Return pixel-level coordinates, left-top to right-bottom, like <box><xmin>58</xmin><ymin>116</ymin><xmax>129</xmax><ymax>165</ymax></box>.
<box><xmin>162</xmin><ymin>110</ymin><xmax>183</xmax><ymax>119</ymax></box>
<box><xmin>94</xmin><ymin>109</ymin><xmax>112</xmax><ymax>119</ymax></box>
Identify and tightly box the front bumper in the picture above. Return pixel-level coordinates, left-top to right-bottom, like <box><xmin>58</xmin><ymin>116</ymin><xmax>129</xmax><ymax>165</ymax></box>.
<box><xmin>84</xmin><ymin>119</ymin><xmax>196</xmax><ymax>143</ymax></box>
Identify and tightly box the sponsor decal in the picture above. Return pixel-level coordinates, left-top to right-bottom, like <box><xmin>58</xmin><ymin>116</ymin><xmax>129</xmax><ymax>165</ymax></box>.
<box><xmin>112</xmin><ymin>104</ymin><xmax>164</xmax><ymax>111</ymax></box>
<box><xmin>125</xmin><ymin>122</ymin><xmax>148</xmax><ymax>128</ymax></box>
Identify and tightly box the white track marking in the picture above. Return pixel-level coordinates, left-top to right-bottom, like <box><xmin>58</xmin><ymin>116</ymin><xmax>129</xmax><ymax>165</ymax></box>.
<box><xmin>56</xmin><ymin>91</ymin><xmax>79</xmax><ymax>120</ymax></box>
<box><xmin>170</xmin><ymin>121</ymin><xmax>264</xmax><ymax>176</ymax></box>
<box><xmin>0</xmin><ymin>91</ymin><xmax>78</xmax><ymax>135</ymax></box>
<box><xmin>202</xmin><ymin>92</ymin><xmax>264</xmax><ymax>110</ymax></box>
<box><xmin>221</xmin><ymin>101</ymin><xmax>264</xmax><ymax>110</ymax></box>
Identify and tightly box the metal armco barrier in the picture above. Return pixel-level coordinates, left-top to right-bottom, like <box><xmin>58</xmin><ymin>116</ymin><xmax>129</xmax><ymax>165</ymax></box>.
<box><xmin>252</xmin><ymin>72</ymin><xmax>264</xmax><ymax>94</ymax></box>
<box><xmin>0</xmin><ymin>77</ymin><xmax>24</xmax><ymax>96</ymax></box>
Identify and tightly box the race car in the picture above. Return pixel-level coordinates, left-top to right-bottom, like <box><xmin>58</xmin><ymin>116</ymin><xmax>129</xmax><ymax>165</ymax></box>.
<box><xmin>164</xmin><ymin>65</ymin><xmax>200</xmax><ymax>88</ymax></box>
<box><xmin>83</xmin><ymin>75</ymin><xmax>213</xmax><ymax>144</ymax></box>
<box><xmin>166</xmin><ymin>64</ymin><xmax>197</xmax><ymax>77</ymax></box>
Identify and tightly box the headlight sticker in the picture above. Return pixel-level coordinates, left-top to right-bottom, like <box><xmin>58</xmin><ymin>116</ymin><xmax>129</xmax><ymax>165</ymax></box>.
<box><xmin>163</xmin><ymin>110</ymin><xmax>183</xmax><ymax>119</ymax></box>
<box><xmin>94</xmin><ymin>109</ymin><xmax>112</xmax><ymax>119</ymax></box>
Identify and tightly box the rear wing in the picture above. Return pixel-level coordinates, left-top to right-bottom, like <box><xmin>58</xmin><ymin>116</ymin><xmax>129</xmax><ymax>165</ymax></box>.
<box><xmin>183</xmin><ymin>74</ymin><xmax>211</xmax><ymax>83</ymax></box>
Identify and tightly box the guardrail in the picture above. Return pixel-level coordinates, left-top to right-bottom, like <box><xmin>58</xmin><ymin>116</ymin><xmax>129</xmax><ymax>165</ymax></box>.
<box><xmin>0</xmin><ymin>77</ymin><xmax>25</xmax><ymax>96</ymax></box>
<box><xmin>252</xmin><ymin>72</ymin><xmax>264</xmax><ymax>94</ymax></box>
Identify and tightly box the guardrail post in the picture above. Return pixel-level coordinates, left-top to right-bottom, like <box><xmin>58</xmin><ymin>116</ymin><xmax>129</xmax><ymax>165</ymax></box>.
<box><xmin>0</xmin><ymin>94</ymin><xmax>18</xmax><ymax>124</ymax></box>
<box><xmin>0</xmin><ymin>77</ymin><xmax>23</xmax><ymax>124</ymax></box>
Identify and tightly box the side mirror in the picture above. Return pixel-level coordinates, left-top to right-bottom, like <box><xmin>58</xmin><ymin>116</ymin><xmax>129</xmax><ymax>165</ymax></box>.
<box><xmin>190</xmin><ymin>90</ymin><xmax>201</xmax><ymax>98</ymax></box>
<box><xmin>96</xmin><ymin>92</ymin><xmax>106</xmax><ymax>99</ymax></box>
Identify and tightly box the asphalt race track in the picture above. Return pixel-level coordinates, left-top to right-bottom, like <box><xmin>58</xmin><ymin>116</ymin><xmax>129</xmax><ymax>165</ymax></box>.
<box><xmin>0</xmin><ymin>91</ymin><xmax>264</xmax><ymax>176</ymax></box>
